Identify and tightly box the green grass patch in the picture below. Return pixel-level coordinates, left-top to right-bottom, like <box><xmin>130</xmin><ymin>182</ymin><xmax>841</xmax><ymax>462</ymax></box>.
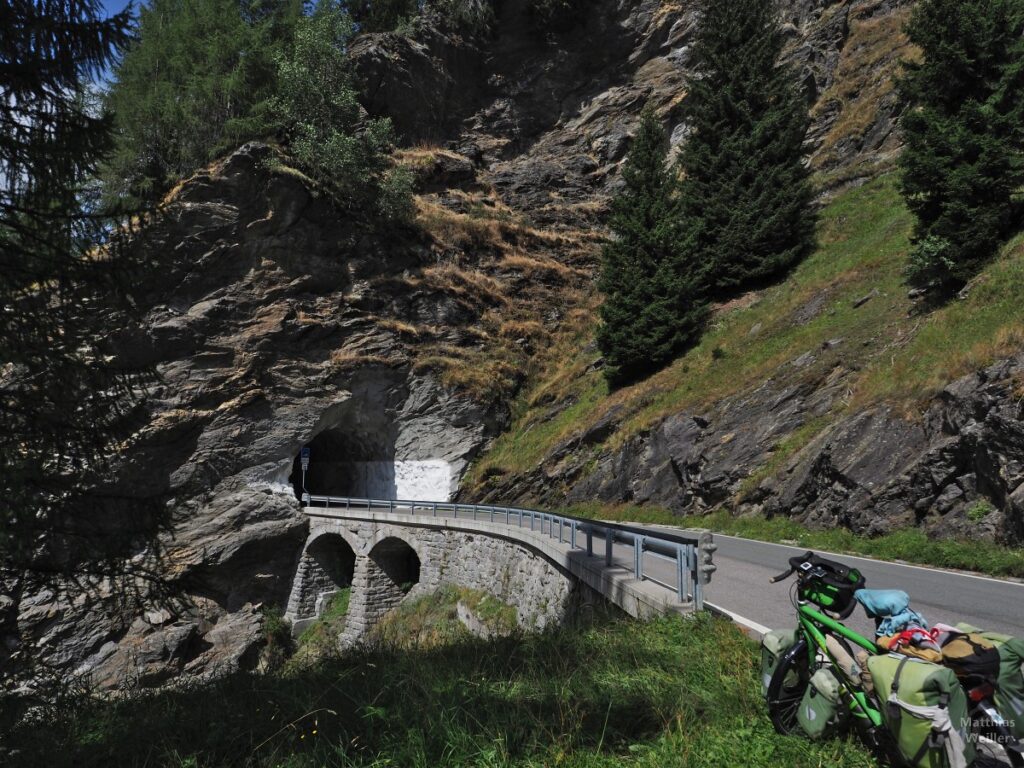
<box><xmin>286</xmin><ymin>589</ymin><xmax>351</xmax><ymax>667</ymax></box>
<box><xmin>854</xmin><ymin>232</ymin><xmax>1024</xmax><ymax>406</ymax></box>
<box><xmin>3</xmin><ymin>614</ymin><xmax>876</xmax><ymax>768</ymax></box>
<box><xmin>563</xmin><ymin>504</ymin><xmax>1024</xmax><ymax>579</ymax></box>
<box><xmin>469</xmin><ymin>175</ymin><xmax>1024</xmax><ymax>519</ymax></box>
<box><xmin>372</xmin><ymin>585</ymin><xmax>518</xmax><ymax>647</ymax></box>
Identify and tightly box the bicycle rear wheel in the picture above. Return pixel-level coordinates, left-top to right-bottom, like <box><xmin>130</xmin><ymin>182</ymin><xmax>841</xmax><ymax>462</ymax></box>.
<box><xmin>766</xmin><ymin>637</ymin><xmax>812</xmax><ymax>736</ymax></box>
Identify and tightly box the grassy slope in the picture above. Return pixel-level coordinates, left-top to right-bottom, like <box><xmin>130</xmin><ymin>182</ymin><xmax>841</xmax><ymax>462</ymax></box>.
<box><xmin>466</xmin><ymin>175</ymin><xmax>1024</xmax><ymax>504</ymax></box>
<box><xmin>4</xmin><ymin>613</ymin><xmax>875</xmax><ymax>768</ymax></box>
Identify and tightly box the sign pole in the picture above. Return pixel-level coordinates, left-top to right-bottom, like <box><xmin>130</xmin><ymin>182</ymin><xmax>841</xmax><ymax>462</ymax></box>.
<box><xmin>300</xmin><ymin>447</ymin><xmax>311</xmax><ymax>505</ymax></box>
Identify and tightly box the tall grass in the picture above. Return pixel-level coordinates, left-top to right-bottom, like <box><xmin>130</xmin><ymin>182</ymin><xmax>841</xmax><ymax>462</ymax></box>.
<box><xmin>2</xmin><ymin>614</ymin><xmax>875</xmax><ymax>768</ymax></box>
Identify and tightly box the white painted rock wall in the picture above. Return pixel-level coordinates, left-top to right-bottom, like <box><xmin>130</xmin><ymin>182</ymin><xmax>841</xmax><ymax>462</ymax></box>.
<box><xmin>348</xmin><ymin>460</ymin><xmax>453</xmax><ymax>501</ymax></box>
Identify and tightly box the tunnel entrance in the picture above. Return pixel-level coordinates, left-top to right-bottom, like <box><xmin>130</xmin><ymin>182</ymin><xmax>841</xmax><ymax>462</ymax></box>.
<box><xmin>369</xmin><ymin>537</ymin><xmax>420</xmax><ymax>593</ymax></box>
<box><xmin>288</xmin><ymin>426</ymin><xmax>396</xmax><ymax>501</ymax></box>
<box><xmin>289</xmin><ymin>429</ymin><xmax>454</xmax><ymax>502</ymax></box>
<box><xmin>298</xmin><ymin>534</ymin><xmax>356</xmax><ymax>618</ymax></box>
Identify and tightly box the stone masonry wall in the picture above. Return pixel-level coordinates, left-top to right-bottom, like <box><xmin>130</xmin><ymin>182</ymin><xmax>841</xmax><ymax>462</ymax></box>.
<box><xmin>286</xmin><ymin>519</ymin><xmax>579</xmax><ymax>647</ymax></box>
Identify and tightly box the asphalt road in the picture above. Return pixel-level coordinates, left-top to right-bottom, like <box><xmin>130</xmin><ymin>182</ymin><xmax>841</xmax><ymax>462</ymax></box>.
<box><xmin>644</xmin><ymin>527</ymin><xmax>1024</xmax><ymax>639</ymax></box>
<box><xmin>455</xmin><ymin>509</ymin><xmax>1023</xmax><ymax>639</ymax></box>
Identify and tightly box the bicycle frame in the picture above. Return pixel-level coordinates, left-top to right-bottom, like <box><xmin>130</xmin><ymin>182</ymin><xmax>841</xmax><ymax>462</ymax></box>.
<box><xmin>796</xmin><ymin>602</ymin><xmax>884</xmax><ymax>728</ymax></box>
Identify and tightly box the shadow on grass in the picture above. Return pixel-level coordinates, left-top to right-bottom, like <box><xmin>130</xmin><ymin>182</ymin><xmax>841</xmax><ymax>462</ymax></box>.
<box><xmin>2</xmin><ymin>614</ymin><xmax>876</xmax><ymax>768</ymax></box>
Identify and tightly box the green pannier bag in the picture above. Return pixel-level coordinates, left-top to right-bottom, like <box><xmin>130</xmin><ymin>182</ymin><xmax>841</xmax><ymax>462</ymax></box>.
<box><xmin>867</xmin><ymin>653</ymin><xmax>974</xmax><ymax>768</ymax></box>
<box><xmin>956</xmin><ymin>623</ymin><xmax>1024</xmax><ymax>739</ymax></box>
<box><xmin>761</xmin><ymin>628</ymin><xmax>798</xmax><ymax>697</ymax></box>
<box><xmin>796</xmin><ymin>667</ymin><xmax>844</xmax><ymax>740</ymax></box>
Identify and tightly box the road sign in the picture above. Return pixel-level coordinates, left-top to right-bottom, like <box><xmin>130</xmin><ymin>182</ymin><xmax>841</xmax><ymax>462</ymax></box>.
<box><xmin>300</xmin><ymin>447</ymin><xmax>310</xmax><ymax>472</ymax></box>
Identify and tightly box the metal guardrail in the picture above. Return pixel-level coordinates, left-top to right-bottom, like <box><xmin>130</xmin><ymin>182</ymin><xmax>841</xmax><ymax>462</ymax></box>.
<box><xmin>302</xmin><ymin>494</ymin><xmax>716</xmax><ymax>611</ymax></box>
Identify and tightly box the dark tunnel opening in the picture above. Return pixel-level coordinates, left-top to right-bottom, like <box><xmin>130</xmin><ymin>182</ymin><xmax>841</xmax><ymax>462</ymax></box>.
<box><xmin>289</xmin><ymin>427</ymin><xmax>395</xmax><ymax>501</ymax></box>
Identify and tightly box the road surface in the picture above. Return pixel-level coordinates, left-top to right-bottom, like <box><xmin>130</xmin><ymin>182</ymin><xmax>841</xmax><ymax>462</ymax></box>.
<box><xmin>645</xmin><ymin>526</ymin><xmax>1023</xmax><ymax>639</ymax></box>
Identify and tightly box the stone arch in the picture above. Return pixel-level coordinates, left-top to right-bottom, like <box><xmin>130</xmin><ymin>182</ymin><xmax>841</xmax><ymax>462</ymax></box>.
<box><xmin>341</xmin><ymin>534</ymin><xmax>425</xmax><ymax>642</ymax></box>
<box><xmin>369</xmin><ymin>536</ymin><xmax>421</xmax><ymax>591</ymax></box>
<box><xmin>286</xmin><ymin>530</ymin><xmax>357</xmax><ymax>625</ymax></box>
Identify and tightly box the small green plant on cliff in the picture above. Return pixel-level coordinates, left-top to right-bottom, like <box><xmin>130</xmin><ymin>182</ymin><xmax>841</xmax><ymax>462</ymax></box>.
<box><xmin>966</xmin><ymin>499</ymin><xmax>996</xmax><ymax>523</ymax></box>
<box><xmin>899</xmin><ymin>0</ymin><xmax>1024</xmax><ymax>292</ymax></box>
<box><xmin>273</xmin><ymin>4</ymin><xmax>413</xmax><ymax>221</ymax></box>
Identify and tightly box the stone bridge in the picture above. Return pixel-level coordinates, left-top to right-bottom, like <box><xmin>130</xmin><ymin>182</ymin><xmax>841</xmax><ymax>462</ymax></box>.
<box><xmin>284</xmin><ymin>498</ymin><xmax>714</xmax><ymax>644</ymax></box>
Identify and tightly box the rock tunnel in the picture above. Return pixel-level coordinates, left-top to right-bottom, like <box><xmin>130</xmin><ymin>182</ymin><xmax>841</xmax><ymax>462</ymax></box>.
<box><xmin>288</xmin><ymin>429</ymin><xmax>454</xmax><ymax>501</ymax></box>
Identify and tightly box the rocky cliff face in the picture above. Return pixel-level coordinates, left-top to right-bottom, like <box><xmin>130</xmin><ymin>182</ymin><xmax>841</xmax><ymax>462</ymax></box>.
<box><xmin>481</xmin><ymin>349</ymin><xmax>1024</xmax><ymax>545</ymax></box>
<box><xmin>3</xmin><ymin>142</ymin><xmax>551</xmax><ymax>690</ymax></box>
<box><xmin>4</xmin><ymin>0</ymin><xmax>964</xmax><ymax>692</ymax></box>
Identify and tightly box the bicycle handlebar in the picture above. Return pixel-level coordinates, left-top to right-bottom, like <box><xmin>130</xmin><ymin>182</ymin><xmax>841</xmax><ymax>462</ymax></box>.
<box><xmin>769</xmin><ymin>552</ymin><xmax>816</xmax><ymax>583</ymax></box>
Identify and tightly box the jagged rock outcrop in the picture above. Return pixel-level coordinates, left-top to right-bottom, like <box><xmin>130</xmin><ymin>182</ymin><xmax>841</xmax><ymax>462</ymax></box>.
<box><xmin>478</xmin><ymin>354</ymin><xmax>1024</xmax><ymax>545</ymax></box>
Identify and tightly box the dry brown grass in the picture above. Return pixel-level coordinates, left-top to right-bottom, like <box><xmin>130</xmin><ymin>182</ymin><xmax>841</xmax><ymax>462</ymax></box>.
<box><xmin>499</xmin><ymin>252</ymin><xmax>578</xmax><ymax>282</ymax></box>
<box><xmin>329</xmin><ymin>350</ymin><xmax>397</xmax><ymax>370</ymax></box>
<box><xmin>417</xmin><ymin>198</ymin><xmax>507</xmax><ymax>252</ymax></box>
<box><xmin>420</xmin><ymin>264</ymin><xmax>507</xmax><ymax>305</ymax></box>
<box><xmin>811</xmin><ymin>2</ymin><xmax>916</xmax><ymax>169</ymax></box>
<box><xmin>497</xmin><ymin>319</ymin><xmax>549</xmax><ymax>342</ymax></box>
<box><xmin>376</xmin><ymin>318</ymin><xmax>425</xmax><ymax>339</ymax></box>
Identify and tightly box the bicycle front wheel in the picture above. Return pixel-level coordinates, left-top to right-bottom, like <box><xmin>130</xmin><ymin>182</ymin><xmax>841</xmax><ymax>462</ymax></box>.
<box><xmin>766</xmin><ymin>636</ymin><xmax>812</xmax><ymax>736</ymax></box>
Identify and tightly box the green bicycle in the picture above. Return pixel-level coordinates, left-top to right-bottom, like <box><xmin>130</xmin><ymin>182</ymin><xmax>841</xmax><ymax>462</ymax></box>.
<box><xmin>765</xmin><ymin>551</ymin><xmax>1024</xmax><ymax>767</ymax></box>
<box><xmin>764</xmin><ymin>552</ymin><xmax>895</xmax><ymax>755</ymax></box>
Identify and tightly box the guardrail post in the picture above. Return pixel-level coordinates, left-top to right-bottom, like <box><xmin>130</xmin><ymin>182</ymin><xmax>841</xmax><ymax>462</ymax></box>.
<box><xmin>586</xmin><ymin>528</ymin><xmax>593</xmax><ymax>557</ymax></box>
<box><xmin>570</xmin><ymin>521</ymin><xmax>577</xmax><ymax>549</ymax></box>
<box><xmin>676</xmin><ymin>545</ymin><xmax>686</xmax><ymax>602</ymax></box>
<box><xmin>432</xmin><ymin>503</ymin><xmax>437</xmax><ymax>517</ymax></box>
<box><xmin>634</xmin><ymin>535</ymin><xmax>643</xmax><ymax>580</ymax></box>
<box><xmin>691</xmin><ymin>547</ymin><xmax>703</xmax><ymax>610</ymax></box>
<box><xmin>605</xmin><ymin>532</ymin><xmax>613</xmax><ymax>566</ymax></box>
<box><xmin>530</xmin><ymin>512</ymin><xmax>535</xmax><ymax>531</ymax></box>
<box><xmin>518</xmin><ymin>508</ymin><xmax>523</xmax><ymax>528</ymax></box>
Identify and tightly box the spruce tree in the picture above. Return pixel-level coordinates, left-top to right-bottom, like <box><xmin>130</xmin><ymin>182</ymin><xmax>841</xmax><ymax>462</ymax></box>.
<box><xmin>678</xmin><ymin>0</ymin><xmax>816</xmax><ymax>297</ymax></box>
<box><xmin>598</xmin><ymin>108</ymin><xmax>707</xmax><ymax>387</ymax></box>
<box><xmin>899</xmin><ymin>0</ymin><xmax>1024</xmax><ymax>291</ymax></box>
<box><xmin>1</xmin><ymin>1</ymin><xmax>154</xmax><ymax>574</ymax></box>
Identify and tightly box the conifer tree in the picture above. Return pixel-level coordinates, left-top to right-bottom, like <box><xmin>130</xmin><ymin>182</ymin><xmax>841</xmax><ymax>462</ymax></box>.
<box><xmin>104</xmin><ymin>0</ymin><xmax>303</xmax><ymax>201</ymax></box>
<box><xmin>1</xmin><ymin>1</ymin><xmax>154</xmax><ymax>573</ymax></box>
<box><xmin>899</xmin><ymin>0</ymin><xmax>1024</xmax><ymax>291</ymax></box>
<box><xmin>678</xmin><ymin>0</ymin><xmax>816</xmax><ymax>297</ymax></box>
<box><xmin>598</xmin><ymin>108</ymin><xmax>707</xmax><ymax>387</ymax></box>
